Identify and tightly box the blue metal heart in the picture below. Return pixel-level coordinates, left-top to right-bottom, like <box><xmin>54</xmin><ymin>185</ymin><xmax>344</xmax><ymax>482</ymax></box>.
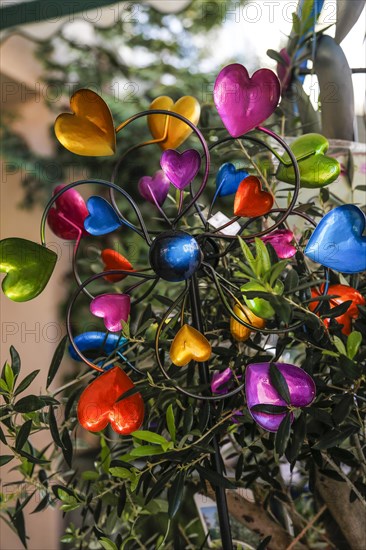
<box><xmin>216</xmin><ymin>163</ymin><xmax>249</xmax><ymax>197</ymax></box>
<box><xmin>69</xmin><ymin>331</ymin><xmax>127</xmax><ymax>367</ymax></box>
<box><xmin>84</xmin><ymin>196</ymin><xmax>122</xmax><ymax>236</ymax></box>
<box><xmin>305</xmin><ymin>205</ymin><xmax>366</xmax><ymax>274</ymax></box>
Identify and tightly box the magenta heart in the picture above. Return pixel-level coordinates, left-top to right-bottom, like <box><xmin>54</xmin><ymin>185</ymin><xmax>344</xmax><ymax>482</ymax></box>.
<box><xmin>245</xmin><ymin>362</ymin><xmax>316</xmax><ymax>432</ymax></box>
<box><xmin>47</xmin><ymin>184</ymin><xmax>88</xmax><ymax>240</ymax></box>
<box><xmin>261</xmin><ymin>230</ymin><xmax>296</xmax><ymax>259</ymax></box>
<box><xmin>213</xmin><ymin>63</ymin><xmax>280</xmax><ymax>137</ymax></box>
<box><xmin>138</xmin><ymin>170</ymin><xmax>171</xmax><ymax>206</ymax></box>
<box><xmin>90</xmin><ymin>294</ymin><xmax>131</xmax><ymax>333</ymax></box>
<box><xmin>160</xmin><ymin>149</ymin><xmax>201</xmax><ymax>190</ymax></box>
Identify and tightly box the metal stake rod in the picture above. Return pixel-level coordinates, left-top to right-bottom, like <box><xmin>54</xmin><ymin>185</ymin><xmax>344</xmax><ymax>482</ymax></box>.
<box><xmin>189</xmin><ymin>274</ymin><xmax>233</xmax><ymax>550</ymax></box>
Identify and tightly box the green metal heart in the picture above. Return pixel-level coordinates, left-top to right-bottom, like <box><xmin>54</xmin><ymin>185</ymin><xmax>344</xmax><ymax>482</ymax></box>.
<box><xmin>276</xmin><ymin>133</ymin><xmax>340</xmax><ymax>188</ymax></box>
<box><xmin>0</xmin><ymin>238</ymin><xmax>57</xmax><ymax>302</ymax></box>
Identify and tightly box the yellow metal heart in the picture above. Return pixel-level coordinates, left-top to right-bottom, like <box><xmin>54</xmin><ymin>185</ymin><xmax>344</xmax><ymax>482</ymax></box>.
<box><xmin>169</xmin><ymin>324</ymin><xmax>211</xmax><ymax>367</ymax></box>
<box><xmin>230</xmin><ymin>304</ymin><xmax>265</xmax><ymax>342</ymax></box>
<box><xmin>54</xmin><ymin>89</ymin><xmax>116</xmax><ymax>156</ymax></box>
<box><xmin>148</xmin><ymin>96</ymin><xmax>201</xmax><ymax>150</ymax></box>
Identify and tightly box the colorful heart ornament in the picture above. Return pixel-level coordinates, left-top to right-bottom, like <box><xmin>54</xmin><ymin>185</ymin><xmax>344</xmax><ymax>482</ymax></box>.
<box><xmin>310</xmin><ymin>284</ymin><xmax>365</xmax><ymax>335</ymax></box>
<box><xmin>0</xmin><ymin>238</ymin><xmax>57</xmax><ymax>302</ymax></box>
<box><xmin>216</xmin><ymin>163</ymin><xmax>249</xmax><ymax>197</ymax></box>
<box><xmin>84</xmin><ymin>196</ymin><xmax>122</xmax><ymax>236</ymax></box>
<box><xmin>160</xmin><ymin>149</ymin><xmax>201</xmax><ymax>190</ymax></box>
<box><xmin>90</xmin><ymin>293</ymin><xmax>131</xmax><ymax>333</ymax></box>
<box><xmin>230</xmin><ymin>303</ymin><xmax>265</xmax><ymax>342</ymax></box>
<box><xmin>47</xmin><ymin>184</ymin><xmax>88</xmax><ymax>240</ymax></box>
<box><xmin>69</xmin><ymin>332</ymin><xmax>127</xmax><ymax>362</ymax></box>
<box><xmin>234</xmin><ymin>176</ymin><xmax>274</xmax><ymax>217</ymax></box>
<box><xmin>101</xmin><ymin>249</ymin><xmax>134</xmax><ymax>282</ymax></box>
<box><xmin>54</xmin><ymin>89</ymin><xmax>116</xmax><ymax>156</ymax></box>
<box><xmin>148</xmin><ymin>96</ymin><xmax>201</xmax><ymax>150</ymax></box>
<box><xmin>213</xmin><ymin>63</ymin><xmax>280</xmax><ymax>137</ymax></box>
<box><xmin>170</xmin><ymin>324</ymin><xmax>211</xmax><ymax>367</ymax></box>
<box><xmin>276</xmin><ymin>134</ymin><xmax>340</xmax><ymax>188</ymax></box>
<box><xmin>77</xmin><ymin>366</ymin><xmax>144</xmax><ymax>434</ymax></box>
<box><xmin>305</xmin><ymin>205</ymin><xmax>366</xmax><ymax>273</ymax></box>
<box><xmin>245</xmin><ymin>362</ymin><xmax>316</xmax><ymax>432</ymax></box>
<box><xmin>138</xmin><ymin>170</ymin><xmax>171</xmax><ymax>206</ymax></box>
<box><xmin>261</xmin><ymin>230</ymin><xmax>296</xmax><ymax>259</ymax></box>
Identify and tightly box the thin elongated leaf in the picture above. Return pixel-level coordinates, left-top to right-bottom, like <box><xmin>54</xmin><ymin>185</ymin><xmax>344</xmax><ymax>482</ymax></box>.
<box><xmin>255</xmin><ymin>238</ymin><xmax>271</xmax><ymax>274</ymax></box>
<box><xmin>17</xmin><ymin>449</ymin><xmax>49</xmax><ymax>464</ymax></box>
<box><xmin>333</xmin><ymin>336</ymin><xmax>347</xmax><ymax>356</ymax></box>
<box><xmin>130</xmin><ymin>445</ymin><xmax>165</xmax><ymax>458</ymax></box>
<box><xmin>347</xmin><ymin>331</ymin><xmax>362</xmax><ymax>360</ymax></box>
<box><xmin>269</xmin><ymin>363</ymin><xmax>291</xmax><ymax>404</ymax></box>
<box><xmin>46</xmin><ymin>335</ymin><xmax>67</xmax><ymax>388</ymax></box>
<box><xmin>10</xmin><ymin>346</ymin><xmax>21</xmax><ymax>378</ymax></box>
<box><xmin>15</xmin><ymin>420</ymin><xmax>32</xmax><ymax>451</ymax></box>
<box><xmin>132</xmin><ymin>430</ymin><xmax>168</xmax><ymax>446</ymax></box>
<box><xmin>332</xmin><ymin>394</ymin><xmax>354</xmax><ymax>425</ymax></box>
<box><xmin>322</xmin><ymin>300</ymin><xmax>352</xmax><ymax>319</ymax></box>
<box><xmin>0</xmin><ymin>455</ymin><xmax>14</xmax><ymax>466</ymax></box>
<box><xmin>284</xmin><ymin>269</ymin><xmax>299</xmax><ymax>292</ymax></box>
<box><xmin>251</xmin><ymin>404</ymin><xmax>289</xmax><ymax>414</ymax></box>
<box><xmin>313</xmin><ymin>426</ymin><xmax>358</xmax><ymax>450</ymax></box>
<box><xmin>195</xmin><ymin>465</ymin><xmax>235</xmax><ymax>490</ymax></box>
<box><xmin>0</xmin><ymin>425</ymin><xmax>7</xmax><ymax>445</ymax></box>
<box><xmin>275</xmin><ymin>413</ymin><xmax>291</xmax><ymax>457</ymax></box>
<box><xmin>145</xmin><ymin>468</ymin><xmax>176</xmax><ymax>505</ymax></box>
<box><xmin>166</xmin><ymin>404</ymin><xmax>176</xmax><ymax>443</ymax></box>
<box><xmin>14</xmin><ymin>370</ymin><xmax>40</xmax><ymax>397</ymax></box>
<box><xmin>257</xmin><ymin>535</ymin><xmax>272</xmax><ymax>550</ymax></box>
<box><xmin>168</xmin><ymin>470</ymin><xmax>185</xmax><ymax>518</ymax></box>
<box><xmin>14</xmin><ymin>395</ymin><xmax>44</xmax><ymax>413</ymax></box>
<box><xmin>31</xmin><ymin>494</ymin><xmax>49</xmax><ymax>514</ymax></box>
<box><xmin>61</xmin><ymin>429</ymin><xmax>73</xmax><ymax>467</ymax></box>
<box><xmin>13</xmin><ymin>499</ymin><xmax>27</xmax><ymax>549</ymax></box>
<box><xmin>48</xmin><ymin>406</ymin><xmax>63</xmax><ymax>448</ymax></box>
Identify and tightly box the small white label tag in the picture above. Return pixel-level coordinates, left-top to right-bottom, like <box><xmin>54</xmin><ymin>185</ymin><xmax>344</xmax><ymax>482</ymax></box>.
<box><xmin>208</xmin><ymin>211</ymin><xmax>241</xmax><ymax>236</ymax></box>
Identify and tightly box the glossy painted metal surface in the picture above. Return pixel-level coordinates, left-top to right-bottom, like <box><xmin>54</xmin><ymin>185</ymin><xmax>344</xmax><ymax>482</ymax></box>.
<box><xmin>47</xmin><ymin>184</ymin><xmax>88</xmax><ymax>240</ymax></box>
<box><xmin>170</xmin><ymin>324</ymin><xmax>212</xmax><ymax>367</ymax></box>
<box><xmin>68</xmin><ymin>332</ymin><xmax>126</xmax><ymax>362</ymax></box>
<box><xmin>54</xmin><ymin>89</ymin><xmax>116</xmax><ymax>156</ymax></box>
<box><xmin>138</xmin><ymin>170</ymin><xmax>171</xmax><ymax>206</ymax></box>
<box><xmin>213</xmin><ymin>63</ymin><xmax>280</xmax><ymax>137</ymax></box>
<box><xmin>149</xmin><ymin>230</ymin><xmax>202</xmax><ymax>282</ymax></box>
<box><xmin>147</xmin><ymin>95</ymin><xmax>201</xmax><ymax>150</ymax></box>
<box><xmin>84</xmin><ymin>196</ymin><xmax>122</xmax><ymax>236</ymax></box>
<box><xmin>160</xmin><ymin>148</ymin><xmax>201</xmax><ymax>190</ymax></box>
<box><xmin>276</xmin><ymin>133</ymin><xmax>340</xmax><ymax>188</ymax></box>
<box><xmin>230</xmin><ymin>303</ymin><xmax>265</xmax><ymax>342</ymax></box>
<box><xmin>305</xmin><ymin>205</ymin><xmax>366</xmax><ymax>273</ymax></box>
<box><xmin>234</xmin><ymin>176</ymin><xmax>274</xmax><ymax>218</ymax></box>
<box><xmin>216</xmin><ymin>163</ymin><xmax>249</xmax><ymax>197</ymax></box>
<box><xmin>311</xmin><ymin>284</ymin><xmax>365</xmax><ymax>335</ymax></box>
<box><xmin>245</xmin><ymin>362</ymin><xmax>316</xmax><ymax>432</ymax></box>
<box><xmin>77</xmin><ymin>366</ymin><xmax>144</xmax><ymax>434</ymax></box>
<box><xmin>261</xmin><ymin>229</ymin><xmax>296</xmax><ymax>259</ymax></box>
<box><xmin>0</xmin><ymin>238</ymin><xmax>57</xmax><ymax>302</ymax></box>
<box><xmin>101</xmin><ymin>249</ymin><xmax>133</xmax><ymax>282</ymax></box>
<box><xmin>90</xmin><ymin>293</ymin><xmax>131</xmax><ymax>332</ymax></box>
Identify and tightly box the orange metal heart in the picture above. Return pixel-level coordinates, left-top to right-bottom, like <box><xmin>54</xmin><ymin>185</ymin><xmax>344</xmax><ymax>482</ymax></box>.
<box><xmin>234</xmin><ymin>176</ymin><xmax>274</xmax><ymax>218</ymax></box>
<box><xmin>77</xmin><ymin>366</ymin><xmax>144</xmax><ymax>435</ymax></box>
<box><xmin>101</xmin><ymin>249</ymin><xmax>134</xmax><ymax>282</ymax></box>
<box><xmin>310</xmin><ymin>284</ymin><xmax>365</xmax><ymax>335</ymax></box>
<box><xmin>54</xmin><ymin>89</ymin><xmax>116</xmax><ymax>156</ymax></box>
<box><xmin>169</xmin><ymin>324</ymin><xmax>211</xmax><ymax>367</ymax></box>
<box><xmin>230</xmin><ymin>303</ymin><xmax>266</xmax><ymax>342</ymax></box>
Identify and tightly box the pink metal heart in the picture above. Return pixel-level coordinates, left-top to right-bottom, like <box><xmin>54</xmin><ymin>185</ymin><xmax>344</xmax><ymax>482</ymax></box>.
<box><xmin>90</xmin><ymin>293</ymin><xmax>131</xmax><ymax>333</ymax></box>
<box><xmin>138</xmin><ymin>170</ymin><xmax>171</xmax><ymax>206</ymax></box>
<box><xmin>160</xmin><ymin>149</ymin><xmax>201</xmax><ymax>190</ymax></box>
<box><xmin>47</xmin><ymin>184</ymin><xmax>88</xmax><ymax>240</ymax></box>
<box><xmin>245</xmin><ymin>362</ymin><xmax>316</xmax><ymax>432</ymax></box>
<box><xmin>261</xmin><ymin>229</ymin><xmax>296</xmax><ymax>259</ymax></box>
<box><xmin>213</xmin><ymin>63</ymin><xmax>280</xmax><ymax>137</ymax></box>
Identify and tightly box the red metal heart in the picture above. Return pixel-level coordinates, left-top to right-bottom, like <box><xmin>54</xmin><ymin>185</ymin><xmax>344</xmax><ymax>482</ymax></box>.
<box><xmin>47</xmin><ymin>184</ymin><xmax>88</xmax><ymax>240</ymax></box>
<box><xmin>234</xmin><ymin>176</ymin><xmax>274</xmax><ymax>217</ymax></box>
<box><xmin>101</xmin><ymin>249</ymin><xmax>134</xmax><ymax>282</ymax></box>
<box><xmin>77</xmin><ymin>367</ymin><xmax>144</xmax><ymax>435</ymax></box>
<box><xmin>311</xmin><ymin>284</ymin><xmax>365</xmax><ymax>335</ymax></box>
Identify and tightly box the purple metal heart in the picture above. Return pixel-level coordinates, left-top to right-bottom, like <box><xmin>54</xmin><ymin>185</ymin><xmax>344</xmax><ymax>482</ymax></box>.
<box><xmin>160</xmin><ymin>149</ymin><xmax>201</xmax><ymax>190</ymax></box>
<box><xmin>138</xmin><ymin>170</ymin><xmax>171</xmax><ymax>206</ymax></box>
<box><xmin>48</xmin><ymin>184</ymin><xmax>88</xmax><ymax>240</ymax></box>
<box><xmin>261</xmin><ymin>230</ymin><xmax>296</xmax><ymax>259</ymax></box>
<box><xmin>245</xmin><ymin>362</ymin><xmax>316</xmax><ymax>432</ymax></box>
<box><xmin>213</xmin><ymin>63</ymin><xmax>280</xmax><ymax>137</ymax></box>
<box><xmin>211</xmin><ymin>367</ymin><xmax>242</xmax><ymax>394</ymax></box>
<box><xmin>90</xmin><ymin>293</ymin><xmax>131</xmax><ymax>333</ymax></box>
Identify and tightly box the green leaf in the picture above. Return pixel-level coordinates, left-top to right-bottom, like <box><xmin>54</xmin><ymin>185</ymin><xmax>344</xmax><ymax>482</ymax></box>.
<box><xmin>168</xmin><ymin>470</ymin><xmax>185</xmax><ymax>518</ymax></box>
<box><xmin>333</xmin><ymin>336</ymin><xmax>346</xmax><ymax>356</ymax></box>
<box><xmin>255</xmin><ymin>238</ymin><xmax>271</xmax><ymax>275</ymax></box>
<box><xmin>99</xmin><ymin>538</ymin><xmax>118</xmax><ymax>550</ymax></box>
<box><xmin>0</xmin><ymin>454</ymin><xmax>14</xmax><ymax>466</ymax></box>
<box><xmin>48</xmin><ymin>405</ymin><xmax>63</xmax><ymax>448</ymax></box>
<box><xmin>268</xmin><ymin>260</ymin><xmax>288</xmax><ymax>287</ymax></box>
<box><xmin>195</xmin><ymin>465</ymin><xmax>235</xmax><ymax>490</ymax></box>
<box><xmin>13</xmin><ymin>499</ymin><xmax>27</xmax><ymax>549</ymax></box>
<box><xmin>130</xmin><ymin>445</ymin><xmax>165</xmax><ymax>458</ymax></box>
<box><xmin>166</xmin><ymin>404</ymin><xmax>176</xmax><ymax>443</ymax></box>
<box><xmin>0</xmin><ymin>425</ymin><xmax>7</xmax><ymax>445</ymax></box>
<box><xmin>14</xmin><ymin>370</ymin><xmax>40</xmax><ymax>397</ymax></box>
<box><xmin>238</xmin><ymin>238</ymin><xmax>257</xmax><ymax>275</ymax></box>
<box><xmin>322</xmin><ymin>300</ymin><xmax>352</xmax><ymax>319</ymax></box>
<box><xmin>15</xmin><ymin>419</ymin><xmax>32</xmax><ymax>451</ymax></box>
<box><xmin>10</xmin><ymin>346</ymin><xmax>21</xmax><ymax>378</ymax></box>
<box><xmin>267</xmin><ymin>49</ymin><xmax>287</xmax><ymax>65</ymax></box>
<box><xmin>347</xmin><ymin>331</ymin><xmax>362</xmax><ymax>360</ymax></box>
<box><xmin>46</xmin><ymin>335</ymin><xmax>67</xmax><ymax>388</ymax></box>
<box><xmin>332</xmin><ymin>395</ymin><xmax>354</xmax><ymax>425</ymax></box>
<box><xmin>4</xmin><ymin>363</ymin><xmax>15</xmax><ymax>392</ymax></box>
<box><xmin>312</xmin><ymin>426</ymin><xmax>358</xmax><ymax>450</ymax></box>
<box><xmin>275</xmin><ymin>413</ymin><xmax>291</xmax><ymax>457</ymax></box>
<box><xmin>14</xmin><ymin>395</ymin><xmax>44</xmax><ymax>413</ymax></box>
<box><xmin>251</xmin><ymin>404</ymin><xmax>289</xmax><ymax>414</ymax></box>
<box><xmin>61</xmin><ymin>428</ymin><xmax>73</xmax><ymax>467</ymax></box>
<box><xmin>269</xmin><ymin>363</ymin><xmax>291</xmax><ymax>404</ymax></box>
<box><xmin>292</xmin><ymin>12</ymin><xmax>301</xmax><ymax>34</ymax></box>
<box><xmin>284</xmin><ymin>269</ymin><xmax>299</xmax><ymax>292</ymax></box>
<box><xmin>132</xmin><ymin>430</ymin><xmax>168</xmax><ymax>446</ymax></box>
<box><xmin>109</xmin><ymin>467</ymin><xmax>131</xmax><ymax>479</ymax></box>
